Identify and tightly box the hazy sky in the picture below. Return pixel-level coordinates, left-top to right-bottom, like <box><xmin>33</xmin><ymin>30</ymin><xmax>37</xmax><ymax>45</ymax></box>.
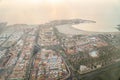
<box><xmin>0</xmin><ymin>0</ymin><xmax>120</xmax><ymax>25</ymax></box>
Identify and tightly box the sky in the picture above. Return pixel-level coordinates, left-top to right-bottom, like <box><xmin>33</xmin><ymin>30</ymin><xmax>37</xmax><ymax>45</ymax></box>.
<box><xmin>0</xmin><ymin>0</ymin><xmax>120</xmax><ymax>25</ymax></box>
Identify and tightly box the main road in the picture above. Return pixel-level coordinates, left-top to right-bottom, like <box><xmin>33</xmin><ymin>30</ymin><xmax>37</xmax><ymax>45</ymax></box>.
<box><xmin>25</xmin><ymin>27</ymin><xmax>40</xmax><ymax>80</ymax></box>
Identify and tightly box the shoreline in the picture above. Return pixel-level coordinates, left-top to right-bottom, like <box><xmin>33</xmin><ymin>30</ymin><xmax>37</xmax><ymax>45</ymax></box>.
<box><xmin>55</xmin><ymin>24</ymin><xmax>120</xmax><ymax>36</ymax></box>
<box><xmin>72</xmin><ymin>23</ymin><xmax>119</xmax><ymax>33</ymax></box>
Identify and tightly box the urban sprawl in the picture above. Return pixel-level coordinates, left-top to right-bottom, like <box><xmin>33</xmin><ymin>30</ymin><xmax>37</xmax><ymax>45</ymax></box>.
<box><xmin>0</xmin><ymin>19</ymin><xmax>120</xmax><ymax>80</ymax></box>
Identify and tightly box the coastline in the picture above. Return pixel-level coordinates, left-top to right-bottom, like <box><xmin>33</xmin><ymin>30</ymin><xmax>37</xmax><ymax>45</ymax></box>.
<box><xmin>55</xmin><ymin>24</ymin><xmax>120</xmax><ymax>36</ymax></box>
<box><xmin>71</xmin><ymin>23</ymin><xmax>119</xmax><ymax>33</ymax></box>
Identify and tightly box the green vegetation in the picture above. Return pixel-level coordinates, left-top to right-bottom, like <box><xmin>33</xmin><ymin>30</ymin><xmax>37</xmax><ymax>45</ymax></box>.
<box><xmin>81</xmin><ymin>62</ymin><xmax>120</xmax><ymax>80</ymax></box>
<box><xmin>67</xmin><ymin>45</ymin><xmax>120</xmax><ymax>71</ymax></box>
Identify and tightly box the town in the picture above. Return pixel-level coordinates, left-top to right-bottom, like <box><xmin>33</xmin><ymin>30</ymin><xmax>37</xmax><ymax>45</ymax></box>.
<box><xmin>0</xmin><ymin>19</ymin><xmax>120</xmax><ymax>80</ymax></box>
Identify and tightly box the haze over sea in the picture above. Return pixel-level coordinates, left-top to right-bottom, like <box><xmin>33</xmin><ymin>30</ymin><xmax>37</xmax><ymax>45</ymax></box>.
<box><xmin>0</xmin><ymin>0</ymin><xmax>120</xmax><ymax>32</ymax></box>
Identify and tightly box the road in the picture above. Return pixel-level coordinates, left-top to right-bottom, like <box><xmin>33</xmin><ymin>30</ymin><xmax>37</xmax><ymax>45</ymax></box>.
<box><xmin>4</xmin><ymin>31</ymin><xmax>30</xmax><ymax>80</ymax></box>
<box><xmin>25</xmin><ymin>27</ymin><xmax>40</xmax><ymax>80</ymax></box>
<box><xmin>0</xmin><ymin>31</ymin><xmax>16</xmax><ymax>47</ymax></box>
